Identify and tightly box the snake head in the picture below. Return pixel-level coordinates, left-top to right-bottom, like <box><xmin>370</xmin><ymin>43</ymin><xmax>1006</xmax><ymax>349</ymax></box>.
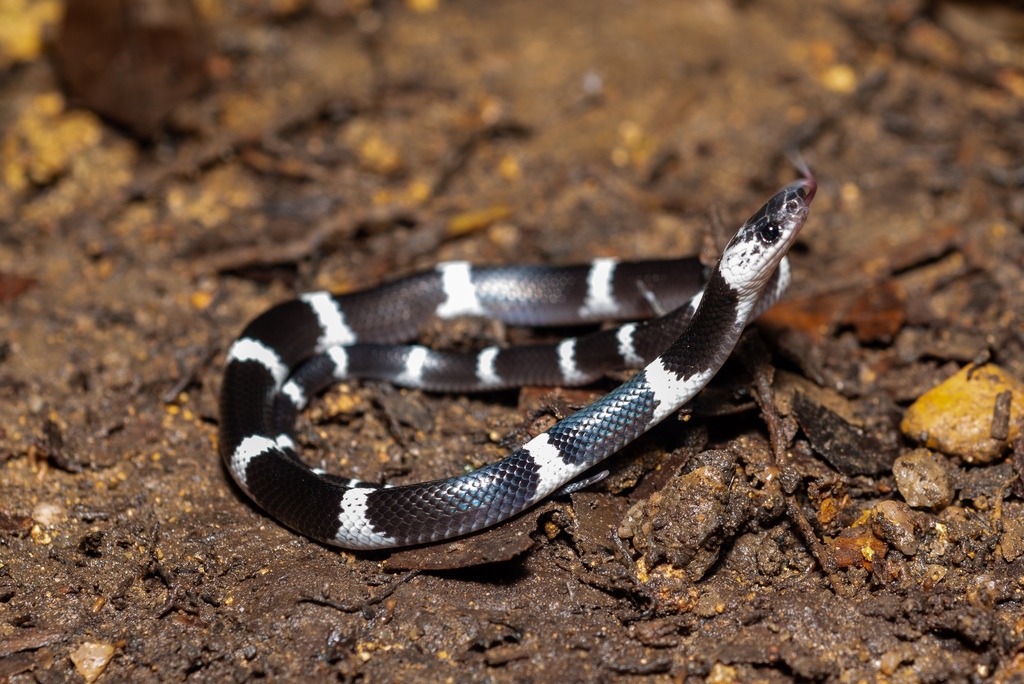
<box><xmin>717</xmin><ymin>172</ymin><xmax>816</xmax><ymax>297</ymax></box>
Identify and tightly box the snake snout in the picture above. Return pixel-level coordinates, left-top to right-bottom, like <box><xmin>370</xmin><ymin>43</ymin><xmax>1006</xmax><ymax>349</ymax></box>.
<box><xmin>794</xmin><ymin>176</ymin><xmax>817</xmax><ymax>204</ymax></box>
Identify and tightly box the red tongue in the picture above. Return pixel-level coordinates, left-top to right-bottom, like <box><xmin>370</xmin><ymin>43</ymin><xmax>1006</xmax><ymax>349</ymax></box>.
<box><xmin>799</xmin><ymin>177</ymin><xmax>817</xmax><ymax>204</ymax></box>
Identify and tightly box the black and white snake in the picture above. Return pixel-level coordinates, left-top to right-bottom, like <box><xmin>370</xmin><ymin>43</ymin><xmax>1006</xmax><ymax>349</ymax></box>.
<box><xmin>219</xmin><ymin>173</ymin><xmax>816</xmax><ymax>549</ymax></box>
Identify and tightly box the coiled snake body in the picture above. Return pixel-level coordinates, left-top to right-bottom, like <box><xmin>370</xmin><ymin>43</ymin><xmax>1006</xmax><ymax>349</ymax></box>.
<box><xmin>219</xmin><ymin>175</ymin><xmax>816</xmax><ymax>549</ymax></box>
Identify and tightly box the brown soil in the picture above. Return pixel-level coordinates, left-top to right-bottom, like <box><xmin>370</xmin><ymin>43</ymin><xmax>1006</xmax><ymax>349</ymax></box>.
<box><xmin>2</xmin><ymin>0</ymin><xmax>1024</xmax><ymax>681</ymax></box>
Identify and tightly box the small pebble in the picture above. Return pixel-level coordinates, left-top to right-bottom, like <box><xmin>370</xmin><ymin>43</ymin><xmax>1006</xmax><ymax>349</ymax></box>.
<box><xmin>871</xmin><ymin>500</ymin><xmax>919</xmax><ymax>555</ymax></box>
<box><xmin>901</xmin><ymin>364</ymin><xmax>1024</xmax><ymax>463</ymax></box>
<box><xmin>32</xmin><ymin>502</ymin><xmax>64</xmax><ymax>527</ymax></box>
<box><xmin>893</xmin><ymin>449</ymin><xmax>954</xmax><ymax>510</ymax></box>
<box><xmin>879</xmin><ymin>645</ymin><xmax>913</xmax><ymax>675</ymax></box>
<box><xmin>70</xmin><ymin>642</ymin><xmax>115</xmax><ymax>683</ymax></box>
<box><xmin>53</xmin><ymin>0</ymin><xmax>207</xmax><ymax>137</ymax></box>
<box><xmin>1001</xmin><ymin>517</ymin><xmax>1024</xmax><ymax>562</ymax></box>
<box><xmin>693</xmin><ymin>588</ymin><xmax>724</xmax><ymax>618</ymax></box>
<box><xmin>829</xmin><ymin>526</ymin><xmax>887</xmax><ymax>570</ymax></box>
<box><xmin>821</xmin><ymin>64</ymin><xmax>857</xmax><ymax>93</ymax></box>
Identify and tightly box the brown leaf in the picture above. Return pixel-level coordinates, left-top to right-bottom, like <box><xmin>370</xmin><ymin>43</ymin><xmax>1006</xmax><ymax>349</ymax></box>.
<box><xmin>841</xmin><ymin>280</ymin><xmax>907</xmax><ymax>343</ymax></box>
<box><xmin>758</xmin><ymin>291</ymin><xmax>856</xmax><ymax>344</ymax></box>
<box><xmin>0</xmin><ymin>272</ymin><xmax>35</xmax><ymax>303</ymax></box>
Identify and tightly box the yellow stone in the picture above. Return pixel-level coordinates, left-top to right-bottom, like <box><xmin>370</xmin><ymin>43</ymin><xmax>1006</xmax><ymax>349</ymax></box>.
<box><xmin>70</xmin><ymin>642</ymin><xmax>115</xmax><ymax>683</ymax></box>
<box><xmin>901</xmin><ymin>364</ymin><xmax>1024</xmax><ymax>463</ymax></box>
<box><xmin>357</xmin><ymin>135</ymin><xmax>402</xmax><ymax>175</ymax></box>
<box><xmin>0</xmin><ymin>0</ymin><xmax>61</xmax><ymax>63</ymax></box>
<box><xmin>190</xmin><ymin>290</ymin><xmax>214</xmax><ymax>311</ymax></box>
<box><xmin>2</xmin><ymin>93</ymin><xmax>104</xmax><ymax>193</ymax></box>
<box><xmin>821</xmin><ymin>64</ymin><xmax>857</xmax><ymax>93</ymax></box>
<box><xmin>406</xmin><ymin>0</ymin><xmax>440</xmax><ymax>13</ymax></box>
<box><xmin>447</xmin><ymin>205</ymin><xmax>512</xmax><ymax>237</ymax></box>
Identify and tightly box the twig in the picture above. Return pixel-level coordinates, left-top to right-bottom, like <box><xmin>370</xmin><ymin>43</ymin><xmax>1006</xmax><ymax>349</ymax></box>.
<box><xmin>741</xmin><ymin>332</ymin><xmax>839</xmax><ymax>584</ymax></box>
<box><xmin>299</xmin><ymin>570</ymin><xmax>420</xmax><ymax>614</ymax></box>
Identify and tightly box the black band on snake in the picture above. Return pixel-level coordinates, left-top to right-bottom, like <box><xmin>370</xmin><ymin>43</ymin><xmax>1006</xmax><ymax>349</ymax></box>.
<box><xmin>219</xmin><ymin>173</ymin><xmax>816</xmax><ymax>549</ymax></box>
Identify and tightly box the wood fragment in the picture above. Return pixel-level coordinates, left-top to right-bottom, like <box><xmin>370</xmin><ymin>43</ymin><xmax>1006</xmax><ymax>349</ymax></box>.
<box><xmin>991</xmin><ymin>390</ymin><xmax>1012</xmax><ymax>441</ymax></box>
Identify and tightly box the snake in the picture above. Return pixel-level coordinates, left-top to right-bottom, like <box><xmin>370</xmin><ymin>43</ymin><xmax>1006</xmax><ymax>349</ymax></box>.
<box><xmin>218</xmin><ymin>173</ymin><xmax>816</xmax><ymax>549</ymax></box>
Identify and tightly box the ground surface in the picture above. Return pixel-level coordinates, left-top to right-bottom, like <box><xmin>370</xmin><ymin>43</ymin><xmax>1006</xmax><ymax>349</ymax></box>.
<box><xmin>2</xmin><ymin>0</ymin><xmax>1024</xmax><ymax>681</ymax></box>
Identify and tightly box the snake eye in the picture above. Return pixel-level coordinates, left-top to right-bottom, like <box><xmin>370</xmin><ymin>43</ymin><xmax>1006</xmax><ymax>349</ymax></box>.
<box><xmin>756</xmin><ymin>220</ymin><xmax>781</xmax><ymax>244</ymax></box>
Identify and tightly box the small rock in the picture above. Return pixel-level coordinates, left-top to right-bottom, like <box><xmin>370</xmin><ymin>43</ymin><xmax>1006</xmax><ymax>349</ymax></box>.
<box><xmin>1001</xmin><ymin>517</ymin><xmax>1024</xmax><ymax>562</ymax></box>
<box><xmin>693</xmin><ymin>588</ymin><xmax>724</xmax><ymax>618</ymax></box>
<box><xmin>901</xmin><ymin>363</ymin><xmax>1024</xmax><ymax>463</ymax></box>
<box><xmin>620</xmin><ymin>453</ymin><xmax>734</xmax><ymax>581</ymax></box>
<box><xmin>878</xmin><ymin>645</ymin><xmax>913</xmax><ymax>676</ymax></box>
<box><xmin>871</xmin><ymin>500</ymin><xmax>919</xmax><ymax>555</ymax></box>
<box><xmin>628</xmin><ymin>618</ymin><xmax>680</xmax><ymax>648</ymax></box>
<box><xmin>32</xmin><ymin>502</ymin><xmax>64</xmax><ymax>527</ymax></box>
<box><xmin>53</xmin><ymin>0</ymin><xmax>208</xmax><ymax>138</ymax></box>
<box><xmin>70</xmin><ymin>642</ymin><xmax>115</xmax><ymax>683</ymax></box>
<box><xmin>893</xmin><ymin>449</ymin><xmax>954</xmax><ymax>510</ymax></box>
<box><xmin>829</xmin><ymin>525</ymin><xmax>887</xmax><ymax>570</ymax></box>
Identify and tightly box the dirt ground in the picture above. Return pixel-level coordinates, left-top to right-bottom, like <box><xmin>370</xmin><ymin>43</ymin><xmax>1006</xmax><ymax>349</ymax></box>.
<box><xmin>2</xmin><ymin>0</ymin><xmax>1024</xmax><ymax>681</ymax></box>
